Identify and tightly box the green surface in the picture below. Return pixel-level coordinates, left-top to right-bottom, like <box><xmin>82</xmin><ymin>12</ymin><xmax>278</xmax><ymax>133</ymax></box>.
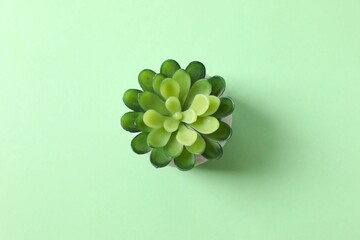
<box><xmin>1</xmin><ymin>0</ymin><xmax>360</xmax><ymax>239</ymax></box>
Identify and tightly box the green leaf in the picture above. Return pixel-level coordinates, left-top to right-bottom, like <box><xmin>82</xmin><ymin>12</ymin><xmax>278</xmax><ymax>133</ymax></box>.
<box><xmin>189</xmin><ymin>94</ymin><xmax>209</xmax><ymax>116</ymax></box>
<box><xmin>152</xmin><ymin>73</ymin><xmax>166</xmax><ymax>96</ymax></box>
<box><xmin>181</xmin><ymin>109</ymin><xmax>197</xmax><ymax>124</ymax></box>
<box><xmin>191</xmin><ymin>116</ymin><xmax>219</xmax><ymax>134</ymax></box>
<box><xmin>163</xmin><ymin>118</ymin><xmax>180</xmax><ymax>132</ymax></box>
<box><xmin>160</xmin><ymin>59</ymin><xmax>181</xmax><ymax>77</ymax></box>
<box><xmin>150</xmin><ymin>148</ymin><xmax>172</xmax><ymax>168</ymax></box>
<box><xmin>138</xmin><ymin>69</ymin><xmax>156</xmax><ymax>92</ymax></box>
<box><xmin>200</xmin><ymin>95</ymin><xmax>220</xmax><ymax>117</ymax></box>
<box><xmin>138</xmin><ymin>92</ymin><xmax>170</xmax><ymax>116</ymax></box>
<box><xmin>204</xmin><ymin>121</ymin><xmax>232</xmax><ymax>141</ymax></box>
<box><xmin>208</xmin><ymin>76</ymin><xmax>226</xmax><ymax>96</ymax></box>
<box><xmin>172</xmin><ymin>69</ymin><xmax>191</xmax><ymax>104</ymax></box>
<box><xmin>165</xmin><ymin>96</ymin><xmax>181</xmax><ymax>114</ymax></box>
<box><xmin>176</xmin><ymin>123</ymin><xmax>198</xmax><ymax>146</ymax></box>
<box><xmin>120</xmin><ymin>112</ymin><xmax>142</xmax><ymax>132</ymax></box>
<box><xmin>160</xmin><ymin>78</ymin><xmax>180</xmax><ymax>99</ymax></box>
<box><xmin>202</xmin><ymin>138</ymin><xmax>223</xmax><ymax>160</ymax></box>
<box><xmin>147</xmin><ymin>128</ymin><xmax>171</xmax><ymax>148</ymax></box>
<box><xmin>131</xmin><ymin>132</ymin><xmax>151</xmax><ymax>154</ymax></box>
<box><xmin>186</xmin><ymin>134</ymin><xmax>206</xmax><ymax>154</ymax></box>
<box><xmin>183</xmin><ymin>79</ymin><xmax>212</xmax><ymax>110</ymax></box>
<box><xmin>123</xmin><ymin>89</ymin><xmax>143</xmax><ymax>112</ymax></box>
<box><xmin>164</xmin><ymin>133</ymin><xmax>184</xmax><ymax>158</ymax></box>
<box><xmin>185</xmin><ymin>61</ymin><xmax>206</xmax><ymax>83</ymax></box>
<box><xmin>143</xmin><ymin>110</ymin><xmax>167</xmax><ymax>129</ymax></box>
<box><xmin>174</xmin><ymin>149</ymin><xmax>195</xmax><ymax>171</ymax></box>
<box><xmin>212</xmin><ymin>97</ymin><xmax>235</xmax><ymax>118</ymax></box>
<box><xmin>135</xmin><ymin>113</ymin><xmax>152</xmax><ymax>132</ymax></box>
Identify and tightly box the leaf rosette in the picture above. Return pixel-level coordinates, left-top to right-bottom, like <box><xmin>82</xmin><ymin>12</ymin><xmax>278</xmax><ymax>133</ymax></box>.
<box><xmin>121</xmin><ymin>60</ymin><xmax>234</xmax><ymax>170</ymax></box>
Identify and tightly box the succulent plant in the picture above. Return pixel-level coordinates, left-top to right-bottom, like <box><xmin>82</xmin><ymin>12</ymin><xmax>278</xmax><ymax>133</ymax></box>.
<box><xmin>121</xmin><ymin>59</ymin><xmax>235</xmax><ymax>171</ymax></box>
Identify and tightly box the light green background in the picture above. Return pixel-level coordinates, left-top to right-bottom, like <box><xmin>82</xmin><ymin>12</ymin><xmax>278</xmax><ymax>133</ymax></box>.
<box><xmin>1</xmin><ymin>0</ymin><xmax>360</xmax><ymax>239</ymax></box>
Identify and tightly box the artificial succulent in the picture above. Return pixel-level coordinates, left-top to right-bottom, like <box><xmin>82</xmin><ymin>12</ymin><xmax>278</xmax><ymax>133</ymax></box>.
<box><xmin>121</xmin><ymin>59</ymin><xmax>234</xmax><ymax>171</ymax></box>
